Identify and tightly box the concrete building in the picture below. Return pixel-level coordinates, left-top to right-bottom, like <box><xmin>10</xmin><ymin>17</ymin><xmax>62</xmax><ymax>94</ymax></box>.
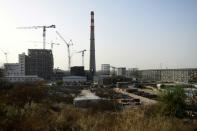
<box><xmin>4</xmin><ymin>63</ymin><xmax>21</xmax><ymax>76</ymax></box>
<box><xmin>126</xmin><ymin>68</ymin><xmax>139</xmax><ymax>80</ymax></box>
<box><xmin>140</xmin><ymin>70</ymin><xmax>161</xmax><ymax>82</ymax></box>
<box><xmin>4</xmin><ymin>62</ymin><xmax>42</xmax><ymax>83</ymax></box>
<box><xmin>101</xmin><ymin>64</ymin><xmax>110</xmax><ymax>75</ymax></box>
<box><xmin>25</xmin><ymin>49</ymin><xmax>54</xmax><ymax>80</ymax></box>
<box><xmin>139</xmin><ymin>68</ymin><xmax>197</xmax><ymax>83</ymax></box>
<box><xmin>117</xmin><ymin>67</ymin><xmax>126</xmax><ymax>77</ymax></box>
<box><xmin>3</xmin><ymin>49</ymin><xmax>53</xmax><ymax>82</ymax></box>
<box><xmin>19</xmin><ymin>53</ymin><xmax>26</xmax><ymax>75</ymax></box>
<box><xmin>52</xmin><ymin>68</ymin><xmax>66</xmax><ymax>81</ymax></box>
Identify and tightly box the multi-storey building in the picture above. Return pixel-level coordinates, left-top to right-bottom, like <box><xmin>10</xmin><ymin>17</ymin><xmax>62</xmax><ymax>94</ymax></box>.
<box><xmin>139</xmin><ymin>68</ymin><xmax>197</xmax><ymax>83</ymax></box>
<box><xmin>4</xmin><ymin>49</ymin><xmax>53</xmax><ymax>82</ymax></box>
<box><xmin>117</xmin><ymin>67</ymin><xmax>126</xmax><ymax>77</ymax></box>
<box><xmin>101</xmin><ymin>64</ymin><xmax>110</xmax><ymax>75</ymax></box>
<box><xmin>126</xmin><ymin>68</ymin><xmax>139</xmax><ymax>79</ymax></box>
<box><xmin>25</xmin><ymin>49</ymin><xmax>54</xmax><ymax>80</ymax></box>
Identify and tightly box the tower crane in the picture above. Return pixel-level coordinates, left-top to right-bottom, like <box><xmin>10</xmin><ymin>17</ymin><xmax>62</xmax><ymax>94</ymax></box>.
<box><xmin>0</xmin><ymin>49</ymin><xmax>8</xmax><ymax>63</ymax></box>
<box><xmin>56</xmin><ymin>31</ymin><xmax>73</xmax><ymax>70</ymax></box>
<box><xmin>17</xmin><ymin>25</ymin><xmax>56</xmax><ymax>49</ymax></box>
<box><xmin>50</xmin><ymin>43</ymin><xmax>60</xmax><ymax>50</ymax></box>
<box><xmin>76</xmin><ymin>49</ymin><xmax>86</xmax><ymax>67</ymax></box>
<box><xmin>27</xmin><ymin>40</ymin><xmax>59</xmax><ymax>50</ymax></box>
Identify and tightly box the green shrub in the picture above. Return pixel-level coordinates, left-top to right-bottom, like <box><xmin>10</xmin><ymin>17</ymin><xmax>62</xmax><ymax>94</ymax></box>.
<box><xmin>158</xmin><ymin>86</ymin><xmax>186</xmax><ymax>117</ymax></box>
<box><xmin>56</xmin><ymin>80</ymin><xmax>64</xmax><ymax>86</ymax></box>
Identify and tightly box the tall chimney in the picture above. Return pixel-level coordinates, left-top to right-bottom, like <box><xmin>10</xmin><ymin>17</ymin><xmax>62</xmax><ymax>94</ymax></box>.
<box><xmin>89</xmin><ymin>11</ymin><xmax>96</xmax><ymax>80</ymax></box>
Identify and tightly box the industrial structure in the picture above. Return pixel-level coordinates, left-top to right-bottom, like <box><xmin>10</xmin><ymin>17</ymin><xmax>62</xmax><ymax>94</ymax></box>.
<box><xmin>70</xmin><ymin>66</ymin><xmax>85</xmax><ymax>76</ymax></box>
<box><xmin>89</xmin><ymin>11</ymin><xmax>96</xmax><ymax>81</ymax></box>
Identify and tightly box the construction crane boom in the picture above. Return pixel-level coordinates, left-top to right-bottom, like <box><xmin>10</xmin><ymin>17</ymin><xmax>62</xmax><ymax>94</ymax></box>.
<box><xmin>27</xmin><ymin>40</ymin><xmax>59</xmax><ymax>50</ymax></box>
<box><xmin>56</xmin><ymin>31</ymin><xmax>73</xmax><ymax>70</ymax></box>
<box><xmin>76</xmin><ymin>49</ymin><xmax>86</xmax><ymax>67</ymax></box>
<box><xmin>17</xmin><ymin>25</ymin><xmax>56</xmax><ymax>49</ymax></box>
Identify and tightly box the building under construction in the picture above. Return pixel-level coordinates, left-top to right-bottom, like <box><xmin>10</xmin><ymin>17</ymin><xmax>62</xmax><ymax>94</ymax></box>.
<box><xmin>25</xmin><ymin>49</ymin><xmax>54</xmax><ymax>80</ymax></box>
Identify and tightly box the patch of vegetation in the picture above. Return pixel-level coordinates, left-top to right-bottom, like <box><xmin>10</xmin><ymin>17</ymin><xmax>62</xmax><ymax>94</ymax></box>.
<box><xmin>157</xmin><ymin>86</ymin><xmax>187</xmax><ymax>118</ymax></box>
<box><xmin>0</xmin><ymin>82</ymin><xmax>196</xmax><ymax>130</ymax></box>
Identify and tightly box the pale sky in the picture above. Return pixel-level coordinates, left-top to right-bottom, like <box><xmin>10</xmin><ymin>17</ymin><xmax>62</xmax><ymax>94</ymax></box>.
<box><xmin>0</xmin><ymin>0</ymin><xmax>197</xmax><ymax>70</ymax></box>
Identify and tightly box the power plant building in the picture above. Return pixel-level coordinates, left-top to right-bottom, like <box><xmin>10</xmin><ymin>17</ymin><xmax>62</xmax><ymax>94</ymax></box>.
<box><xmin>70</xmin><ymin>66</ymin><xmax>85</xmax><ymax>76</ymax></box>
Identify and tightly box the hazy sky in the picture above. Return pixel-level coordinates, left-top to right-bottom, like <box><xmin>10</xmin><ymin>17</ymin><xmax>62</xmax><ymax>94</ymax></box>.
<box><xmin>0</xmin><ymin>0</ymin><xmax>197</xmax><ymax>70</ymax></box>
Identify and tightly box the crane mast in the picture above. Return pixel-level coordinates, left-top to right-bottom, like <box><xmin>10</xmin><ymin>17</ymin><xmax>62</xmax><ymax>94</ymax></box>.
<box><xmin>76</xmin><ymin>49</ymin><xmax>86</xmax><ymax>67</ymax></box>
<box><xmin>17</xmin><ymin>25</ymin><xmax>56</xmax><ymax>49</ymax></box>
<box><xmin>56</xmin><ymin>31</ymin><xmax>73</xmax><ymax>70</ymax></box>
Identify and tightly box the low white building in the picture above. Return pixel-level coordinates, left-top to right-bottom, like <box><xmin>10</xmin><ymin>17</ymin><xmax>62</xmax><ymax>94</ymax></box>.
<box><xmin>4</xmin><ymin>75</ymin><xmax>43</xmax><ymax>83</ymax></box>
<box><xmin>63</xmin><ymin>76</ymin><xmax>87</xmax><ymax>82</ymax></box>
<box><xmin>3</xmin><ymin>54</ymin><xmax>43</xmax><ymax>83</ymax></box>
<box><xmin>4</xmin><ymin>63</ymin><xmax>22</xmax><ymax>76</ymax></box>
